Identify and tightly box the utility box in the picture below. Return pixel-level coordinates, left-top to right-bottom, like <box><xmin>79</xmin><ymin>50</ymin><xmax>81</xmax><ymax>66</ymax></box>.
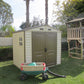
<box><xmin>13</xmin><ymin>25</ymin><xmax>61</xmax><ymax>68</ymax></box>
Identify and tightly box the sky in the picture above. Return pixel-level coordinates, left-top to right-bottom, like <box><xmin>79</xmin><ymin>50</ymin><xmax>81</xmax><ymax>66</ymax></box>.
<box><xmin>3</xmin><ymin>0</ymin><xmax>63</xmax><ymax>30</ymax></box>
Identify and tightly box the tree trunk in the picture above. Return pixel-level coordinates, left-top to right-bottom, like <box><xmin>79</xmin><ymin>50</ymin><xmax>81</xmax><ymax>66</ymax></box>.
<box><xmin>45</xmin><ymin>0</ymin><xmax>48</xmax><ymax>25</ymax></box>
<box><xmin>26</xmin><ymin>0</ymin><xmax>30</xmax><ymax>28</ymax></box>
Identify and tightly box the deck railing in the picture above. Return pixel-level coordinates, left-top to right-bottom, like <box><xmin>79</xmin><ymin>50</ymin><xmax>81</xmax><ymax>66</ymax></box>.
<box><xmin>81</xmin><ymin>29</ymin><xmax>84</xmax><ymax>39</ymax></box>
<box><xmin>67</xmin><ymin>28</ymin><xmax>81</xmax><ymax>40</ymax></box>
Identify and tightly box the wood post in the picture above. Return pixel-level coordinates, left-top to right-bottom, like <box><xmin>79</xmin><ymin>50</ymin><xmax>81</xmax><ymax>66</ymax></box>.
<box><xmin>68</xmin><ymin>40</ymin><xmax>70</xmax><ymax>57</ymax></box>
<box><xmin>81</xmin><ymin>40</ymin><xmax>83</xmax><ymax>59</ymax></box>
<box><xmin>75</xmin><ymin>41</ymin><xmax>77</xmax><ymax>53</ymax></box>
<box><xmin>68</xmin><ymin>40</ymin><xmax>83</xmax><ymax>59</ymax></box>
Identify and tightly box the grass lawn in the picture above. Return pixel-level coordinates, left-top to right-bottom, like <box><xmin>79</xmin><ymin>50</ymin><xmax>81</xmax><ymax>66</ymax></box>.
<box><xmin>0</xmin><ymin>51</ymin><xmax>84</xmax><ymax>84</ymax></box>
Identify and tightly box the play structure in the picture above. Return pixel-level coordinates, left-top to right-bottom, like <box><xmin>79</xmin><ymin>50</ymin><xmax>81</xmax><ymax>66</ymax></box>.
<box><xmin>67</xmin><ymin>18</ymin><xmax>84</xmax><ymax>59</ymax></box>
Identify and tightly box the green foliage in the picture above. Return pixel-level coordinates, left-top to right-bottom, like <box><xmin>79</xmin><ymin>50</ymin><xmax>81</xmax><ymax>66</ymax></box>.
<box><xmin>53</xmin><ymin>24</ymin><xmax>67</xmax><ymax>37</ymax></box>
<box><xmin>59</xmin><ymin>25</ymin><xmax>67</xmax><ymax>37</ymax></box>
<box><xmin>1</xmin><ymin>25</ymin><xmax>15</xmax><ymax>37</ymax></box>
<box><xmin>74</xmin><ymin>0</ymin><xmax>84</xmax><ymax>13</ymax></box>
<box><xmin>62</xmin><ymin>42</ymin><xmax>68</xmax><ymax>51</ymax></box>
<box><xmin>53</xmin><ymin>0</ymin><xmax>84</xmax><ymax>23</ymax></box>
<box><xmin>20</xmin><ymin>22</ymin><xmax>32</xmax><ymax>29</ymax></box>
<box><xmin>0</xmin><ymin>47</ymin><xmax>13</xmax><ymax>61</ymax></box>
<box><xmin>0</xmin><ymin>0</ymin><xmax>13</xmax><ymax>27</ymax></box>
<box><xmin>20</xmin><ymin>22</ymin><xmax>27</xmax><ymax>29</ymax></box>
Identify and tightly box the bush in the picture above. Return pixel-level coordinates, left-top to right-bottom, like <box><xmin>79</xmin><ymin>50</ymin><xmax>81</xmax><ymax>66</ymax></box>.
<box><xmin>62</xmin><ymin>42</ymin><xmax>68</xmax><ymax>51</ymax></box>
<box><xmin>62</xmin><ymin>41</ymin><xmax>79</xmax><ymax>51</ymax></box>
<box><xmin>0</xmin><ymin>47</ymin><xmax>13</xmax><ymax>61</ymax></box>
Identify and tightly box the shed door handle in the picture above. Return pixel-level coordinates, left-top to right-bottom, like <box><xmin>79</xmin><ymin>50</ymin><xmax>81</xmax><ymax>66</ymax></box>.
<box><xmin>44</xmin><ymin>48</ymin><xmax>47</xmax><ymax>52</ymax></box>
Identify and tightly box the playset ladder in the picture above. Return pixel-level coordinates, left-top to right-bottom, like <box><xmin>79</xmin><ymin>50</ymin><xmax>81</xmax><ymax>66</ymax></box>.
<box><xmin>68</xmin><ymin>40</ymin><xmax>84</xmax><ymax>59</ymax></box>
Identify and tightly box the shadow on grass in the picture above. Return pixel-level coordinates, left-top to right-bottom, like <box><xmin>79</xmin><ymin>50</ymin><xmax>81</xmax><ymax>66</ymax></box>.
<box><xmin>49</xmin><ymin>51</ymin><xmax>84</xmax><ymax>77</ymax></box>
<box><xmin>0</xmin><ymin>65</ymin><xmax>47</xmax><ymax>84</ymax></box>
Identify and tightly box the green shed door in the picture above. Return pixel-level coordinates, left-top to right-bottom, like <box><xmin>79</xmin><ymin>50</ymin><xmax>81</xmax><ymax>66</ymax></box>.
<box><xmin>32</xmin><ymin>32</ymin><xmax>57</xmax><ymax>66</ymax></box>
<box><xmin>45</xmin><ymin>32</ymin><xmax>57</xmax><ymax>66</ymax></box>
<box><xmin>32</xmin><ymin>32</ymin><xmax>45</xmax><ymax>62</ymax></box>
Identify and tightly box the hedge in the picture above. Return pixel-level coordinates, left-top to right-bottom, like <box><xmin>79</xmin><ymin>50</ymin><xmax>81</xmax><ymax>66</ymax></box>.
<box><xmin>0</xmin><ymin>47</ymin><xmax>13</xmax><ymax>61</ymax></box>
<box><xmin>62</xmin><ymin>42</ymin><xmax>68</xmax><ymax>51</ymax></box>
<box><xmin>61</xmin><ymin>41</ymin><xmax>79</xmax><ymax>51</ymax></box>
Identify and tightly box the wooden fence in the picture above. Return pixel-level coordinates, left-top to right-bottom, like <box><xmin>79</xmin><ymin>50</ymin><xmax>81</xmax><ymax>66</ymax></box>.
<box><xmin>0</xmin><ymin>37</ymin><xmax>12</xmax><ymax>46</ymax></box>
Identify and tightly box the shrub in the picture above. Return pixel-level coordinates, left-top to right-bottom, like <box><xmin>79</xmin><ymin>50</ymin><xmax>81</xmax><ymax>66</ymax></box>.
<box><xmin>62</xmin><ymin>42</ymin><xmax>68</xmax><ymax>51</ymax></box>
<box><xmin>0</xmin><ymin>47</ymin><xmax>13</xmax><ymax>61</ymax></box>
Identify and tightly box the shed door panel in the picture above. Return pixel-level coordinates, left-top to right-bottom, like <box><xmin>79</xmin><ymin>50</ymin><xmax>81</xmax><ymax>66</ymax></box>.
<box><xmin>32</xmin><ymin>32</ymin><xmax>57</xmax><ymax>66</ymax></box>
<box><xmin>46</xmin><ymin>32</ymin><xmax>57</xmax><ymax>66</ymax></box>
<box><xmin>32</xmin><ymin>32</ymin><xmax>45</xmax><ymax>62</ymax></box>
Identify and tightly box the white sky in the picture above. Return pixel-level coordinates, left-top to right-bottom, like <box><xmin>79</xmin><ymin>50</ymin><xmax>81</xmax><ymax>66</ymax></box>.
<box><xmin>3</xmin><ymin>0</ymin><xmax>64</xmax><ymax>30</ymax></box>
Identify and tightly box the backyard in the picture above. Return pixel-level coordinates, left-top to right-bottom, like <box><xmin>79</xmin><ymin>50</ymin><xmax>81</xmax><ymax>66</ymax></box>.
<box><xmin>0</xmin><ymin>51</ymin><xmax>84</xmax><ymax>84</ymax></box>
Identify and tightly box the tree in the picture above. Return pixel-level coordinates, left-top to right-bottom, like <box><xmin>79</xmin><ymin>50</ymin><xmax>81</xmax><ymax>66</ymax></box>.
<box><xmin>0</xmin><ymin>0</ymin><xmax>13</xmax><ymax>28</ymax></box>
<box><xmin>25</xmin><ymin>0</ymin><xmax>48</xmax><ymax>27</ymax></box>
<box><xmin>20</xmin><ymin>17</ymin><xmax>44</xmax><ymax>29</ymax></box>
<box><xmin>26</xmin><ymin>0</ymin><xmax>30</xmax><ymax>28</ymax></box>
<box><xmin>26</xmin><ymin>0</ymin><xmax>34</xmax><ymax>28</ymax></box>
<box><xmin>45</xmin><ymin>0</ymin><xmax>48</xmax><ymax>25</ymax></box>
<box><xmin>32</xmin><ymin>17</ymin><xmax>44</xmax><ymax>27</ymax></box>
<box><xmin>74</xmin><ymin>0</ymin><xmax>84</xmax><ymax>14</ymax></box>
<box><xmin>0</xmin><ymin>25</ymin><xmax>15</xmax><ymax>37</ymax></box>
<box><xmin>20</xmin><ymin>22</ymin><xmax>27</xmax><ymax>30</ymax></box>
<box><xmin>53</xmin><ymin>24</ymin><xmax>67</xmax><ymax>37</ymax></box>
<box><xmin>53</xmin><ymin>0</ymin><xmax>84</xmax><ymax>24</ymax></box>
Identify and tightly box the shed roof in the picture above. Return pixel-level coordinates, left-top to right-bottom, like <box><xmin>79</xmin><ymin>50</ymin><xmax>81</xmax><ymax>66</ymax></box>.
<box><xmin>67</xmin><ymin>18</ymin><xmax>84</xmax><ymax>23</ymax></box>
<box><xmin>13</xmin><ymin>25</ymin><xmax>61</xmax><ymax>33</ymax></box>
<box><xmin>14</xmin><ymin>25</ymin><xmax>44</xmax><ymax>33</ymax></box>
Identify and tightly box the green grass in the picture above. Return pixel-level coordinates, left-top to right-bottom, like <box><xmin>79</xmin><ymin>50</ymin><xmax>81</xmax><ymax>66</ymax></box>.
<box><xmin>0</xmin><ymin>51</ymin><xmax>84</xmax><ymax>84</ymax></box>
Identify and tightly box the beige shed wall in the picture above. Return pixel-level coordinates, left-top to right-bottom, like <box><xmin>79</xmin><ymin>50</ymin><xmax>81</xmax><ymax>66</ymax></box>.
<box><xmin>25</xmin><ymin>32</ymin><xmax>32</xmax><ymax>63</ymax></box>
<box><xmin>13</xmin><ymin>32</ymin><xmax>25</xmax><ymax>68</ymax></box>
<box><xmin>57</xmin><ymin>32</ymin><xmax>61</xmax><ymax>64</ymax></box>
<box><xmin>25</xmin><ymin>26</ymin><xmax>61</xmax><ymax>65</ymax></box>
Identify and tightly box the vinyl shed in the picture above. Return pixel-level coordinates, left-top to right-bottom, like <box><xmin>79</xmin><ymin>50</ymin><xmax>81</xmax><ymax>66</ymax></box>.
<box><xmin>13</xmin><ymin>25</ymin><xmax>61</xmax><ymax>68</ymax></box>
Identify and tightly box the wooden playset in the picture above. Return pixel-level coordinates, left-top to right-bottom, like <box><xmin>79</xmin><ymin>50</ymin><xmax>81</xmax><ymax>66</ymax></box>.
<box><xmin>67</xmin><ymin>18</ymin><xmax>84</xmax><ymax>59</ymax></box>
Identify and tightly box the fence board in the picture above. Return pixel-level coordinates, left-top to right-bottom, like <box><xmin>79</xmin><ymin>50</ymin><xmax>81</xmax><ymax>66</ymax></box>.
<box><xmin>0</xmin><ymin>37</ymin><xmax>12</xmax><ymax>46</ymax></box>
